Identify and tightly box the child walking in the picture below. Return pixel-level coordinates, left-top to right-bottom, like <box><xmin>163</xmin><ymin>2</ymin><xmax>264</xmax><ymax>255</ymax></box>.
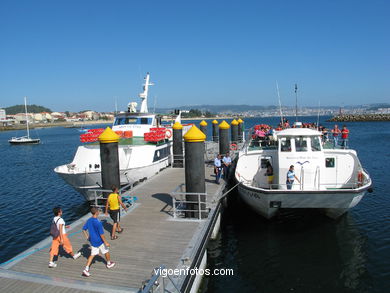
<box><xmin>49</xmin><ymin>207</ymin><xmax>81</xmax><ymax>268</ymax></box>
<box><xmin>82</xmin><ymin>207</ymin><xmax>115</xmax><ymax>277</ymax></box>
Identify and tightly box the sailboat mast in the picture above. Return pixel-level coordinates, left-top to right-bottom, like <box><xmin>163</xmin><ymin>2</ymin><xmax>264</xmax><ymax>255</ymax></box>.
<box><xmin>276</xmin><ymin>81</ymin><xmax>284</xmax><ymax>126</ymax></box>
<box><xmin>24</xmin><ymin>96</ymin><xmax>30</xmax><ymax>138</ymax></box>
<box><xmin>295</xmin><ymin>84</ymin><xmax>298</xmax><ymax>122</ymax></box>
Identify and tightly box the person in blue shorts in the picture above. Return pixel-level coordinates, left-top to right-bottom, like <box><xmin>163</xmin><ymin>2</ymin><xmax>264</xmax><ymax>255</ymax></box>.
<box><xmin>286</xmin><ymin>165</ymin><xmax>300</xmax><ymax>190</ymax></box>
<box><xmin>82</xmin><ymin>207</ymin><xmax>115</xmax><ymax>277</ymax></box>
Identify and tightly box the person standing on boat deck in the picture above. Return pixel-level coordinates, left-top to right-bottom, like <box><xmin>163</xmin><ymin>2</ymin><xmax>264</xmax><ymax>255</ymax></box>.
<box><xmin>214</xmin><ymin>154</ymin><xmax>223</xmax><ymax>184</ymax></box>
<box><xmin>105</xmin><ymin>185</ymin><xmax>127</xmax><ymax>240</ymax></box>
<box><xmin>222</xmin><ymin>152</ymin><xmax>232</xmax><ymax>180</ymax></box>
<box><xmin>331</xmin><ymin>124</ymin><xmax>341</xmax><ymax>147</ymax></box>
<box><xmin>265</xmin><ymin>161</ymin><xmax>274</xmax><ymax>189</ymax></box>
<box><xmin>286</xmin><ymin>165</ymin><xmax>300</xmax><ymax>190</ymax></box>
<box><xmin>49</xmin><ymin>207</ymin><xmax>81</xmax><ymax>268</ymax></box>
<box><xmin>341</xmin><ymin>125</ymin><xmax>349</xmax><ymax>149</ymax></box>
<box><xmin>82</xmin><ymin>207</ymin><xmax>115</xmax><ymax>277</ymax></box>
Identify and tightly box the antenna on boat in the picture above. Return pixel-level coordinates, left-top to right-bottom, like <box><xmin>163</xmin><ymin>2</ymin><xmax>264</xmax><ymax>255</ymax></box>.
<box><xmin>114</xmin><ymin>96</ymin><xmax>118</xmax><ymax>115</ymax></box>
<box><xmin>139</xmin><ymin>72</ymin><xmax>154</xmax><ymax>113</ymax></box>
<box><xmin>24</xmin><ymin>96</ymin><xmax>30</xmax><ymax>138</ymax></box>
<box><xmin>276</xmin><ymin>81</ymin><xmax>284</xmax><ymax>126</ymax></box>
<box><xmin>295</xmin><ymin>84</ymin><xmax>298</xmax><ymax>122</ymax></box>
<box><xmin>317</xmin><ymin>101</ymin><xmax>321</xmax><ymax>130</ymax></box>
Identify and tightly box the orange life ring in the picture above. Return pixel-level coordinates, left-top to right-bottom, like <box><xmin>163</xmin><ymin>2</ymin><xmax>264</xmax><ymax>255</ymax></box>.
<box><xmin>230</xmin><ymin>143</ymin><xmax>238</xmax><ymax>151</ymax></box>
<box><xmin>165</xmin><ymin>129</ymin><xmax>172</xmax><ymax>139</ymax></box>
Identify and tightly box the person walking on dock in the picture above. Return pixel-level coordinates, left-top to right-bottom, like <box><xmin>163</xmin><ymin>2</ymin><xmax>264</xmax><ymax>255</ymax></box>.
<box><xmin>105</xmin><ymin>185</ymin><xmax>127</xmax><ymax>240</ymax></box>
<box><xmin>48</xmin><ymin>207</ymin><xmax>81</xmax><ymax>268</ymax></box>
<box><xmin>82</xmin><ymin>207</ymin><xmax>115</xmax><ymax>277</ymax></box>
<box><xmin>214</xmin><ymin>154</ymin><xmax>223</xmax><ymax>184</ymax></box>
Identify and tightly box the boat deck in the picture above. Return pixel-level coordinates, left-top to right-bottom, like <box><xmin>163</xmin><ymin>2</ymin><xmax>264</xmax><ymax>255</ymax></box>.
<box><xmin>0</xmin><ymin>164</ymin><xmax>224</xmax><ymax>293</ymax></box>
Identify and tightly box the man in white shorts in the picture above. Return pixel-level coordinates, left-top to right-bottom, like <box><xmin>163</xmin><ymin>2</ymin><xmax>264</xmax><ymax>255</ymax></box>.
<box><xmin>82</xmin><ymin>207</ymin><xmax>115</xmax><ymax>277</ymax></box>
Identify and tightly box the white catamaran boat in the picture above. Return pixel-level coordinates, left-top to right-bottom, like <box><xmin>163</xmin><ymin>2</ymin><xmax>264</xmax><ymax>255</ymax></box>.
<box><xmin>9</xmin><ymin>97</ymin><xmax>41</xmax><ymax>145</ymax></box>
<box><xmin>235</xmin><ymin>127</ymin><xmax>373</xmax><ymax>219</ymax></box>
<box><xmin>55</xmin><ymin>73</ymin><xmax>191</xmax><ymax>201</ymax></box>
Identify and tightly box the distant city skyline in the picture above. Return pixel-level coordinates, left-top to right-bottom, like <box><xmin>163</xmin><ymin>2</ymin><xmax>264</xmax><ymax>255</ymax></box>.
<box><xmin>1</xmin><ymin>0</ymin><xmax>389</xmax><ymax>112</ymax></box>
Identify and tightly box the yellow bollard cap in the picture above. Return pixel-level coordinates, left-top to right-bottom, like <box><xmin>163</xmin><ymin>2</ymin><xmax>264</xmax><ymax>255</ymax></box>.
<box><xmin>183</xmin><ymin>125</ymin><xmax>206</xmax><ymax>142</ymax></box>
<box><xmin>200</xmin><ymin>120</ymin><xmax>208</xmax><ymax>126</ymax></box>
<box><xmin>173</xmin><ymin>121</ymin><xmax>183</xmax><ymax>130</ymax></box>
<box><xmin>99</xmin><ymin>127</ymin><xmax>120</xmax><ymax>143</ymax></box>
<box><xmin>212</xmin><ymin>120</ymin><xmax>218</xmax><ymax>124</ymax></box>
<box><xmin>219</xmin><ymin>120</ymin><xmax>230</xmax><ymax>129</ymax></box>
<box><xmin>237</xmin><ymin>118</ymin><xmax>243</xmax><ymax>123</ymax></box>
<box><xmin>231</xmin><ymin>119</ymin><xmax>239</xmax><ymax>126</ymax></box>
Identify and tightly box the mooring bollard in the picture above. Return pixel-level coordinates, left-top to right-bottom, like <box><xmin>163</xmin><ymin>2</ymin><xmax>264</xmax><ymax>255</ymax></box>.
<box><xmin>237</xmin><ymin>118</ymin><xmax>244</xmax><ymax>142</ymax></box>
<box><xmin>99</xmin><ymin>127</ymin><xmax>121</xmax><ymax>196</ymax></box>
<box><xmin>183</xmin><ymin>125</ymin><xmax>206</xmax><ymax>219</ymax></box>
<box><xmin>212</xmin><ymin>120</ymin><xmax>219</xmax><ymax>142</ymax></box>
<box><xmin>199</xmin><ymin>120</ymin><xmax>207</xmax><ymax>138</ymax></box>
<box><xmin>231</xmin><ymin>119</ymin><xmax>239</xmax><ymax>144</ymax></box>
<box><xmin>219</xmin><ymin>120</ymin><xmax>230</xmax><ymax>155</ymax></box>
<box><xmin>172</xmin><ymin>121</ymin><xmax>183</xmax><ymax>168</ymax></box>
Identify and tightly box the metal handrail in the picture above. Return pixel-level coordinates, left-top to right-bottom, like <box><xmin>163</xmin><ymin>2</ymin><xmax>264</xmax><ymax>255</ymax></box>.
<box><xmin>171</xmin><ymin>184</ymin><xmax>208</xmax><ymax>220</ymax></box>
<box><xmin>89</xmin><ymin>182</ymin><xmax>135</xmax><ymax>210</ymax></box>
<box><xmin>140</xmin><ymin>265</ymin><xmax>181</xmax><ymax>293</ymax></box>
<box><xmin>249</xmin><ymin>181</ymin><xmax>367</xmax><ymax>190</ymax></box>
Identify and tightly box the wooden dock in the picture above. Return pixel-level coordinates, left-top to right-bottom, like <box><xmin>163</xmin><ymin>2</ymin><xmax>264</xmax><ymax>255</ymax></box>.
<box><xmin>0</xmin><ymin>163</ymin><xmax>226</xmax><ymax>293</ymax></box>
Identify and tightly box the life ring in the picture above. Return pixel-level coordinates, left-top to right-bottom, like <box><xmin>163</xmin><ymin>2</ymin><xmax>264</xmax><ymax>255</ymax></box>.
<box><xmin>230</xmin><ymin>143</ymin><xmax>238</xmax><ymax>151</ymax></box>
<box><xmin>165</xmin><ymin>129</ymin><xmax>172</xmax><ymax>139</ymax></box>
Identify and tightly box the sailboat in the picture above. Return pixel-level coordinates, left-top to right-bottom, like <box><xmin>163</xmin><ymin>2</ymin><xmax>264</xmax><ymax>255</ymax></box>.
<box><xmin>9</xmin><ymin>97</ymin><xmax>41</xmax><ymax>144</ymax></box>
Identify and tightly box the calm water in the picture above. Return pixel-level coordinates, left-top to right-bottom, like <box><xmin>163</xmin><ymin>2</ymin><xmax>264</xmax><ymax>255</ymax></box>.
<box><xmin>203</xmin><ymin>117</ymin><xmax>390</xmax><ymax>293</ymax></box>
<box><xmin>0</xmin><ymin>117</ymin><xmax>389</xmax><ymax>293</ymax></box>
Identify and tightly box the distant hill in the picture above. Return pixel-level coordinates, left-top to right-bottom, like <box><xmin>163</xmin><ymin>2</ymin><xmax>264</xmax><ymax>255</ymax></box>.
<box><xmin>156</xmin><ymin>104</ymin><xmax>279</xmax><ymax>114</ymax></box>
<box><xmin>5</xmin><ymin>104</ymin><xmax>52</xmax><ymax>114</ymax></box>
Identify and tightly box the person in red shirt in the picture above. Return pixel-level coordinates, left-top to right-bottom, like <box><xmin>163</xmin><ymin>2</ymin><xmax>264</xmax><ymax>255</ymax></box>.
<box><xmin>341</xmin><ymin>125</ymin><xmax>349</xmax><ymax>149</ymax></box>
<box><xmin>331</xmin><ymin>124</ymin><xmax>341</xmax><ymax>147</ymax></box>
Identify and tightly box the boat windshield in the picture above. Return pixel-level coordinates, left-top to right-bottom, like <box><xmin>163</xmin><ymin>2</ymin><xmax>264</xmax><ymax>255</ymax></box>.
<box><xmin>114</xmin><ymin>117</ymin><xmax>153</xmax><ymax>125</ymax></box>
<box><xmin>311</xmin><ymin>136</ymin><xmax>322</xmax><ymax>151</ymax></box>
<box><xmin>295</xmin><ymin>136</ymin><xmax>308</xmax><ymax>152</ymax></box>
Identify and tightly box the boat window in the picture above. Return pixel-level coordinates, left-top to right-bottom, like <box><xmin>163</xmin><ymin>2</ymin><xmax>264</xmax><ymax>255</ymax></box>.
<box><xmin>280</xmin><ymin>137</ymin><xmax>291</xmax><ymax>152</ymax></box>
<box><xmin>261</xmin><ymin>158</ymin><xmax>270</xmax><ymax>168</ymax></box>
<box><xmin>295</xmin><ymin>136</ymin><xmax>308</xmax><ymax>152</ymax></box>
<box><xmin>326</xmin><ymin>158</ymin><xmax>335</xmax><ymax>168</ymax></box>
<box><xmin>114</xmin><ymin>117</ymin><xmax>152</xmax><ymax>125</ymax></box>
<box><xmin>311</xmin><ymin>136</ymin><xmax>322</xmax><ymax>151</ymax></box>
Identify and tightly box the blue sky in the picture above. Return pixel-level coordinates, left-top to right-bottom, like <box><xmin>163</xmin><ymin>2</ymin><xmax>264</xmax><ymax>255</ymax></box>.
<box><xmin>0</xmin><ymin>0</ymin><xmax>389</xmax><ymax>112</ymax></box>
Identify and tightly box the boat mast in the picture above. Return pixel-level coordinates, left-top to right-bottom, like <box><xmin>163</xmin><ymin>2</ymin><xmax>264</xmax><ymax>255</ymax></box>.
<box><xmin>139</xmin><ymin>72</ymin><xmax>154</xmax><ymax>113</ymax></box>
<box><xmin>24</xmin><ymin>96</ymin><xmax>30</xmax><ymax>138</ymax></box>
<box><xmin>295</xmin><ymin>84</ymin><xmax>298</xmax><ymax>122</ymax></box>
<box><xmin>276</xmin><ymin>81</ymin><xmax>284</xmax><ymax>126</ymax></box>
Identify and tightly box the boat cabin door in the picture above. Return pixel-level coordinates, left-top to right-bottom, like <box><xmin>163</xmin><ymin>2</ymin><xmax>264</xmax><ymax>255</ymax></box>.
<box><xmin>252</xmin><ymin>156</ymin><xmax>273</xmax><ymax>188</ymax></box>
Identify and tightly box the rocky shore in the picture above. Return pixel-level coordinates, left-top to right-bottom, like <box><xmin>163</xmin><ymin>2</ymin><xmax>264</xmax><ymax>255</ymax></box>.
<box><xmin>327</xmin><ymin>114</ymin><xmax>390</xmax><ymax>122</ymax></box>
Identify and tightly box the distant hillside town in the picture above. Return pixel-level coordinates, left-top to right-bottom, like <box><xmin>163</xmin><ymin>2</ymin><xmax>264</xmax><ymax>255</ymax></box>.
<box><xmin>0</xmin><ymin>108</ymin><xmax>114</xmax><ymax>127</ymax></box>
<box><xmin>1</xmin><ymin>103</ymin><xmax>389</xmax><ymax>126</ymax></box>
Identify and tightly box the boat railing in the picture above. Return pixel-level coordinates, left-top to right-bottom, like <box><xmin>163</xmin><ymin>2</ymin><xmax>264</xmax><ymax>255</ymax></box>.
<box><xmin>140</xmin><ymin>265</ymin><xmax>181</xmax><ymax>293</ymax></box>
<box><xmin>256</xmin><ymin>181</ymin><xmax>364</xmax><ymax>190</ymax></box>
<box><xmin>170</xmin><ymin>183</ymin><xmax>209</xmax><ymax>220</ymax></box>
<box><xmin>89</xmin><ymin>182</ymin><xmax>136</xmax><ymax>210</ymax></box>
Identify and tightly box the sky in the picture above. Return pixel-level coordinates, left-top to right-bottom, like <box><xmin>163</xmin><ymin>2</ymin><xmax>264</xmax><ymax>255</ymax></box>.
<box><xmin>0</xmin><ymin>0</ymin><xmax>389</xmax><ymax>112</ymax></box>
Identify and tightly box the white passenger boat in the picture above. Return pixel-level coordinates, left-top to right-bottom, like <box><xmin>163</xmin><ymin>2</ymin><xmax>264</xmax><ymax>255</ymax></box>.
<box><xmin>54</xmin><ymin>73</ymin><xmax>191</xmax><ymax>201</ymax></box>
<box><xmin>235</xmin><ymin>126</ymin><xmax>373</xmax><ymax>219</ymax></box>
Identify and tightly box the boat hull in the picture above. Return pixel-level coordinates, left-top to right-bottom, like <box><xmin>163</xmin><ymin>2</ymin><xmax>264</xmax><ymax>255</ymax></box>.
<box><xmin>237</xmin><ymin>183</ymin><xmax>369</xmax><ymax>219</ymax></box>
<box><xmin>57</xmin><ymin>156</ymin><xmax>171</xmax><ymax>201</ymax></box>
<box><xmin>9</xmin><ymin>138</ymin><xmax>41</xmax><ymax>144</ymax></box>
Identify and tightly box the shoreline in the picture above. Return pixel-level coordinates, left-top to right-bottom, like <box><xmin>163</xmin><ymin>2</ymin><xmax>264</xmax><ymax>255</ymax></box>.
<box><xmin>327</xmin><ymin>114</ymin><xmax>390</xmax><ymax>122</ymax></box>
<box><xmin>0</xmin><ymin>120</ymin><xmax>113</xmax><ymax>132</ymax></box>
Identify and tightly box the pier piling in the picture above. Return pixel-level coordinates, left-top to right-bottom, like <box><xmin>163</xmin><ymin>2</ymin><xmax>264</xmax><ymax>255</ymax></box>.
<box><xmin>199</xmin><ymin>120</ymin><xmax>208</xmax><ymax>138</ymax></box>
<box><xmin>212</xmin><ymin>120</ymin><xmax>219</xmax><ymax>142</ymax></box>
<box><xmin>98</xmin><ymin>127</ymin><xmax>120</xmax><ymax>193</ymax></box>
<box><xmin>183</xmin><ymin>125</ymin><xmax>206</xmax><ymax>219</ymax></box>
<box><xmin>231</xmin><ymin>119</ymin><xmax>239</xmax><ymax>144</ymax></box>
<box><xmin>172</xmin><ymin>121</ymin><xmax>184</xmax><ymax>167</ymax></box>
<box><xmin>238</xmin><ymin>118</ymin><xmax>244</xmax><ymax>142</ymax></box>
<box><xmin>219</xmin><ymin>120</ymin><xmax>230</xmax><ymax>155</ymax></box>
